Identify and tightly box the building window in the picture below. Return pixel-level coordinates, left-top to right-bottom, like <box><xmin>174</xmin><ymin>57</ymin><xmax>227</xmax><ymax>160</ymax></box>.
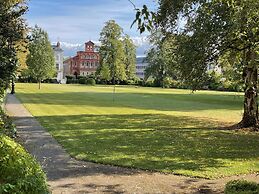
<box><xmin>56</xmin><ymin>63</ymin><xmax>59</xmax><ymax>70</ymax></box>
<box><xmin>87</xmin><ymin>62</ymin><xmax>89</xmax><ymax>67</ymax></box>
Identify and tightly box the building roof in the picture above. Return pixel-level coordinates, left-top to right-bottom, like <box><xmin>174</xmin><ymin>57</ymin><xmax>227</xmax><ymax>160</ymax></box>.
<box><xmin>85</xmin><ymin>40</ymin><xmax>95</xmax><ymax>45</ymax></box>
<box><xmin>52</xmin><ymin>41</ymin><xmax>63</xmax><ymax>52</ymax></box>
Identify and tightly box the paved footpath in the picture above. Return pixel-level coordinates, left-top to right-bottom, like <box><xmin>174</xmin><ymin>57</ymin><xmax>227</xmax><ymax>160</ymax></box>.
<box><xmin>5</xmin><ymin>94</ymin><xmax>259</xmax><ymax>194</ymax></box>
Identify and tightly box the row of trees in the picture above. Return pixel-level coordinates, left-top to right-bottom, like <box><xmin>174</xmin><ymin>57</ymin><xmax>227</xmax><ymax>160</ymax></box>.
<box><xmin>97</xmin><ymin>20</ymin><xmax>136</xmax><ymax>83</ymax></box>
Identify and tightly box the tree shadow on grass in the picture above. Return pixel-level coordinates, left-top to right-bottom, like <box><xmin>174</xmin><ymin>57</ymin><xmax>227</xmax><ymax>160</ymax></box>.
<box><xmin>32</xmin><ymin>113</ymin><xmax>259</xmax><ymax>178</ymax></box>
<box><xmin>16</xmin><ymin>91</ymin><xmax>243</xmax><ymax>112</ymax></box>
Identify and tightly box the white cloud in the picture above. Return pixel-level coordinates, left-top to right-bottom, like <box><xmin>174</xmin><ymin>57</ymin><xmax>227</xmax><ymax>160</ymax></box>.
<box><xmin>131</xmin><ymin>36</ymin><xmax>149</xmax><ymax>47</ymax></box>
<box><xmin>26</xmin><ymin>0</ymin><xmax>154</xmax><ymax>44</ymax></box>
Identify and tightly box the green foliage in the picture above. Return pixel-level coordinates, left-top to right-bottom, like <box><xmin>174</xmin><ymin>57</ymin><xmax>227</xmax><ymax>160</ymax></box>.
<box><xmin>0</xmin><ymin>135</ymin><xmax>49</xmax><ymax>194</ymax></box>
<box><xmin>225</xmin><ymin>180</ymin><xmax>259</xmax><ymax>194</ymax></box>
<box><xmin>78</xmin><ymin>77</ymin><xmax>86</xmax><ymax>84</ymax></box>
<box><xmin>65</xmin><ymin>75</ymin><xmax>74</xmax><ymax>80</ymax></box>
<box><xmin>26</xmin><ymin>26</ymin><xmax>56</xmax><ymax>85</ymax></box>
<box><xmin>66</xmin><ymin>79</ymin><xmax>78</xmax><ymax>84</ymax></box>
<box><xmin>86</xmin><ymin>78</ymin><xmax>96</xmax><ymax>85</ymax></box>
<box><xmin>145</xmin><ymin>32</ymin><xmax>179</xmax><ymax>87</ymax></box>
<box><xmin>135</xmin><ymin>0</ymin><xmax>259</xmax><ymax>127</ymax></box>
<box><xmin>98</xmin><ymin>20</ymin><xmax>136</xmax><ymax>83</ymax></box>
<box><xmin>131</xmin><ymin>4</ymin><xmax>156</xmax><ymax>33</ymax></box>
<box><xmin>123</xmin><ymin>35</ymin><xmax>136</xmax><ymax>80</ymax></box>
<box><xmin>0</xmin><ymin>79</ymin><xmax>6</xmax><ymax>100</ymax></box>
<box><xmin>0</xmin><ymin>0</ymin><xmax>27</xmax><ymax>85</ymax></box>
<box><xmin>0</xmin><ymin>109</ymin><xmax>16</xmax><ymax>138</ymax></box>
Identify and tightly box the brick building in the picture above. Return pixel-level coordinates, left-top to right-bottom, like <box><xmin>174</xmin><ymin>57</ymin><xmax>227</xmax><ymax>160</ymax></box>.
<box><xmin>64</xmin><ymin>41</ymin><xmax>100</xmax><ymax>77</ymax></box>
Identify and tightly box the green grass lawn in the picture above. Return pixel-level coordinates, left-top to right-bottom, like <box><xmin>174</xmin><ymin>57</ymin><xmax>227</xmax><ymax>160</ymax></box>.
<box><xmin>15</xmin><ymin>83</ymin><xmax>259</xmax><ymax>178</ymax></box>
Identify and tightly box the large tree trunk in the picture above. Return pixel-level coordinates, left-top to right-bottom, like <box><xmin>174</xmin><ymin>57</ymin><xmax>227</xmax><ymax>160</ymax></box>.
<box><xmin>239</xmin><ymin>50</ymin><xmax>259</xmax><ymax>128</ymax></box>
<box><xmin>38</xmin><ymin>81</ymin><xmax>41</xmax><ymax>90</ymax></box>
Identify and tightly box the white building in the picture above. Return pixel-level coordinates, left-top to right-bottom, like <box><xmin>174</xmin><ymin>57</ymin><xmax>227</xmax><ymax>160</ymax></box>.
<box><xmin>52</xmin><ymin>42</ymin><xmax>66</xmax><ymax>83</ymax></box>
<box><xmin>136</xmin><ymin>57</ymin><xmax>148</xmax><ymax>79</ymax></box>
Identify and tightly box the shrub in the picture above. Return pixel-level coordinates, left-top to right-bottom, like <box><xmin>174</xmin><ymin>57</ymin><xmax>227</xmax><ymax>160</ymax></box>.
<box><xmin>66</xmin><ymin>79</ymin><xmax>72</xmax><ymax>84</ymax></box>
<box><xmin>224</xmin><ymin>180</ymin><xmax>259</xmax><ymax>194</ymax></box>
<box><xmin>163</xmin><ymin>78</ymin><xmax>172</xmax><ymax>88</ymax></box>
<box><xmin>0</xmin><ymin>135</ymin><xmax>49</xmax><ymax>194</ymax></box>
<box><xmin>127</xmin><ymin>79</ymin><xmax>137</xmax><ymax>85</ymax></box>
<box><xmin>86</xmin><ymin>78</ymin><xmax>96</xmax><ymax>85</ymax></box>
<box><xmin>170</xmin><ymin>80</ymin><xmax>180</xmax><ymax>88</ymax></box>
<box><xmin>144</xmin><ymin>80</ymin><xmax>154</xmax><ymax>87</ymax></box>
<box><xmin>77</xmin><ymin>76</ymin><xmax>87</xmax><ymax>80</ymax></box>
<box><xmin>65</xmin><ymin>75</ymin><xmax>74</xmax><ymax>80</ymax></box>
<box><xmin>0</xmin><ymin>109</ymin><xmax>16</xmax><ymax>138</ymax></box>
<box><xmin>78</xmin><ymin>78</ymin><xmax>86</xmax><ymax>84</ymax></box>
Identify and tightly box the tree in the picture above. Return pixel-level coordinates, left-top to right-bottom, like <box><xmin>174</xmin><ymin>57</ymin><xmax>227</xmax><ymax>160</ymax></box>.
<box><xmin>98</xmin><ymin>20</ymin><xmax>131</xmax><ymax>83</ymax></box>
<box><xmin>0</xmin><ymin>0</ymin><xmax>27</xmax><ymax>89</ymax></box>
<box><xmin>145</xmin><ymin>31</ymin><xmax>179</xmax><ymax>87</ymax></box>
<box><xmin>123</xmin><ymin>35</ymin><xmax>136</xmax><ymax>80</ymax></box>
<box><xmin>17</xmin><ymin>39</ymin><xmax>29</xmax><ymax>73</ymax></box>
<box><xmin>134</xmin><ymin>0</ymin><xmax>259</xmax><ymax>129</ymax></box>
<box><xmin>26</xmin><ymin>26</ymin><xmax>56</xmax><ymax>89</ymax></box>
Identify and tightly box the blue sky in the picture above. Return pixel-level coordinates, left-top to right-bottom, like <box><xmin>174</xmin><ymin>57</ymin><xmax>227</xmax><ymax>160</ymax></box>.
<box><xmin>25</xmin><ymin>0</ymin><xmax>157</xmax><ymax>56</ymax></box>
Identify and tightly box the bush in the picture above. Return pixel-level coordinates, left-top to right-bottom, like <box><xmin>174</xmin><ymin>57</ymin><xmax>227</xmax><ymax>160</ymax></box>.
<box><xmin>0</xmin><ymin>135</ymin><xmax>49</xmax><ymax>194</ymax></box>
<box><xmin>43</xmin><ymin>79</ymin><xmax>58</xmax><ymax>84</ymax></box>
<box><xmin>77</xmin><ymin>76</ymin><xmax>87</xmax><ymax>80</ymax></box>
<box><xmin>144</xmin><ymin>80</ymin><xmax>154</xmax><ymax>87</ymax></box>
<box><xmin>224</xmin><ymin>180</ymin><xmax>259</xmax><ymax>194</ymax></box>
<box><xmin>163</xmin><ymin>78</ymin><xmax>172</xmax><ymax>88</ymax></box>
<box><xmin>67</xmin><ymin>79</ymin><xmax>79</xmax><ymax>84</ymax></box>
<box><xmin>127</xmin><ymin>79</ymin><xmax>137</xmax><ymax>85</ymax></box>
<box><xmin>78</xmin><ymin>78</ymin><xmax>86</xmax><ymax>84</ymax></box>
<box><xmin>65</xmin><ymin>75</ymin><xmax>74</xmax><ymax>80</ymax></box>
<box><xmin>0</xmin><ymin>109</ymin><xmax>16</xmax><ymax>138</ymax></box>
<box><xmin>86</xmin><ymin>78</ymin><xmax>96</xmax><ymax>85</ymax></box>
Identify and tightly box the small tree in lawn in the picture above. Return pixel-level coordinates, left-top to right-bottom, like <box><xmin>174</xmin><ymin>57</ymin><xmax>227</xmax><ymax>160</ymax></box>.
<box><xmin>26</xmin><ymin>26</ymin><xmax>55</xmax><ymax>89</ymax></box>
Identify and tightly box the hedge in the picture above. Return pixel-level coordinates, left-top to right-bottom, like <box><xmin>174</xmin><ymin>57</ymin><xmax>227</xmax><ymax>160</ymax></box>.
<box><xmin>0</xmin><ymin>135</ymin><xmax>49</xmax><ymax>194</ymax></box>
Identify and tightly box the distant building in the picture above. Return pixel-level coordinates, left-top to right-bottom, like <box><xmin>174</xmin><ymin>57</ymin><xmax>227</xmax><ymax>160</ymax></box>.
<box><xmin>64</xmin><ymin>41</ymin><xmax>100</xmax><ymax>77</ymax></box>
<box><xmin>52</xmin><ymin>42</ymin><xmax>65</xmax><ymax>83</ymax></box>
<box><xmin>136</xmin><ymin>57</ymin><xmax>148</xmax><ymax>79</ymax></box>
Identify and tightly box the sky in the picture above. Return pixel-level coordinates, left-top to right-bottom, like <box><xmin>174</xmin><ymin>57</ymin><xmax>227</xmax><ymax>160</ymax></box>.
<box><xmin>25</xmin><ymin>0</ymin><xmax>158</xmax><ymax>57</ymax></box>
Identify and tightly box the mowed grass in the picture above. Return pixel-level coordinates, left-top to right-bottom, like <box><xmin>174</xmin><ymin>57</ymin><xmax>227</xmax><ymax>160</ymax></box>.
<box><xmin>15</xmin><ymin>83</ymin><xmax>259</xmax><ymax>178</ymax></box>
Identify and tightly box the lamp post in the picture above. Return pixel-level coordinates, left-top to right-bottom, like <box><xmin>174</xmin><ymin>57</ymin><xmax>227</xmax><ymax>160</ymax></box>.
<box><xmin>11</xmin><ymin>77</ymin><xmax>15</xmax><ymax>94</ymax></box>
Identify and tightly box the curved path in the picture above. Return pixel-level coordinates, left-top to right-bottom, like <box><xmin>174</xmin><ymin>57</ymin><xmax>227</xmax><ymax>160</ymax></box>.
<box><xmin>5</xmin><ymin>94</ymin><xmax>259</xmax><ymax>194</ymax></box>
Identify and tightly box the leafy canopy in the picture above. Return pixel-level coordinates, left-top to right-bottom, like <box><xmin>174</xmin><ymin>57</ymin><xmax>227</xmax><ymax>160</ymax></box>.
<box><xmin>98</xmin><ymin>20</ymin><xmax>136</xmax><ymax>82</ymax></box>
<box><xmin>0</xmin><ymin>0</ymin><xmax>27</xmax><ymax>85</ymax></box>
<box><xmin>26</xmin><ymin>26</ymin><xmax>56</xmax><ymax>83</ymax></box>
